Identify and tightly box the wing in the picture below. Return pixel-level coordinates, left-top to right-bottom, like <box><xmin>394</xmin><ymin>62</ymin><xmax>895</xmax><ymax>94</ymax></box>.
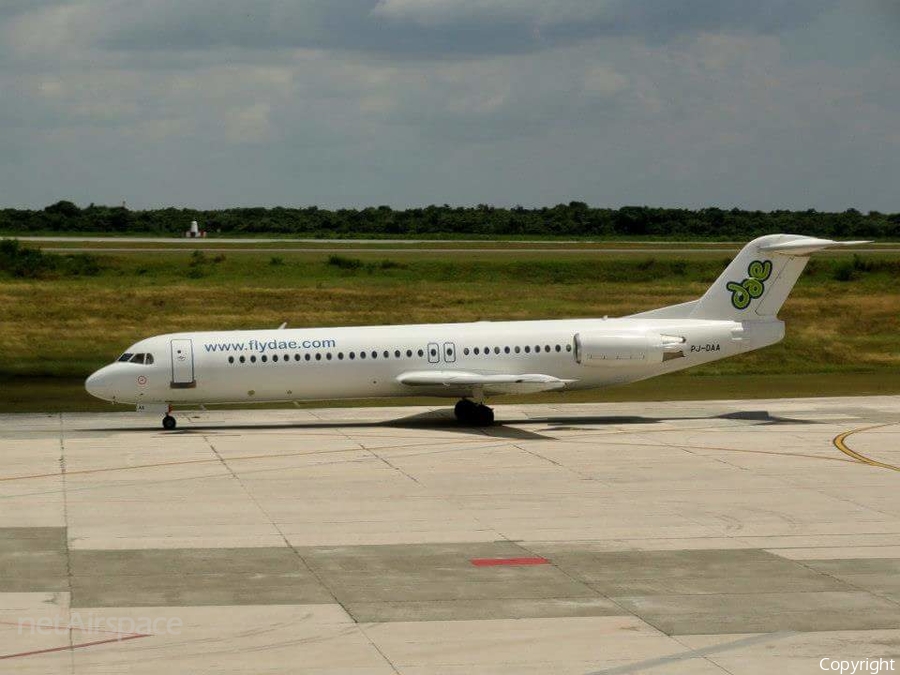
<box><xmin>396</xmin><ymin>370</ymin><xmax>576</xmax><ymax>395</ymax></box>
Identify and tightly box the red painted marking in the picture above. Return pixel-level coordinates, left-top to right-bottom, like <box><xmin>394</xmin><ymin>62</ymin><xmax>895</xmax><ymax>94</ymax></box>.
<box><xmin>471</xmin><ymin>557</ymin><xmax>550</xmax><ymax>567</ymax></box>
<box><xmin>0</xmin><ymin>634</ymin><xmax>150</xmax><ymax>660</ymax></box>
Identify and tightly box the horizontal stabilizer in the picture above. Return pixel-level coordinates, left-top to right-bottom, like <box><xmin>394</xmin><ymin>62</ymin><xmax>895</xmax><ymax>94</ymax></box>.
<box><xmin>397</xmin><ymin>371</ymin><xmax>575</xmax><ymax>395</ymax></box>
<box><xmin>758</xmin><ymin>237</ymin><xmax>871</xmax><ymax>256</ymax></box>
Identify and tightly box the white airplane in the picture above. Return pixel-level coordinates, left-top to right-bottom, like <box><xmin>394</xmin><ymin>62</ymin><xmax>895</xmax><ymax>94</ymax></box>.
<box><xmin>85</xmin><ymin>234</ymin><xmax>867</xmax><ymax>429</ymax></box>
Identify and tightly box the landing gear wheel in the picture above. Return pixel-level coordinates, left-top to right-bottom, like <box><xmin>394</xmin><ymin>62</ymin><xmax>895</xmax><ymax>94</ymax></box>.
<box><xmin>162</xmin><ymin>414</ymin><xmax>177</xmax><ymax>430</ymax></box>
<box><xmin>454</xmin><ymin>399</ymin><xmax>477</xmax><ymax>422</ymax></box>
<box><xmin>454</xmin><ymin>399</ymin><xmax>494</xmax><ymax>426</ymax></box>
<box><xmin>474</xmin><ymin>404</ymin><xmax>494</xmax><ymax>426</ymax></box>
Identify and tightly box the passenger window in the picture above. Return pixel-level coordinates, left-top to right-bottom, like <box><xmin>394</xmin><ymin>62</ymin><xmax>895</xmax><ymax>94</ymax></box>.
<box><xmin>503</xmin><ymin>347</ymin><xmax>510</xmax><ymax>354</ymax></box>
<box><xmin>349</xmin><ymin>352</ymin><xmax>355</xmax><ymax>359</ymax></box>
<box><xmin>544</xmin><ymin>345</ymin><xmax>550</xmax><ymax>352</ymax></box>
<box><xmin>315</xmin><ymin>353</ymin><xmax>321</xmax><ymax>361</ymax></box>
<box><xmin>305</xmin><ymin>354</ymin><xmax>311</xmax><ymax>361</ymax></box>
<box><xmin>250</xmin><ymin>356</ymin><xmax>257</xmax><ymax>363</ymax></box>
<box><xmin>555</xmin><ymin>345</ymin><xmax>561</xmax><ymax>352</ymax></box>
<box><xmin>473</xmin><ymin>347</ymin><xmax>479</xmax><ymax>355</ymax></box>
<box><xmin>295</xmin><ymin>354</ymin><xmax>301</xmax><ymax>361</ymax></box>
<box><xmin>429</xmin><ymin>348</ymin><xmax>437</xmax><ymax>357</ymax></box>
<box><xmin>417</xmin><ymin>349</ymin><xmax>424</xmax><ymax>357</ymax></box>
<box><xmin>272</xmin><ymin>355</ymin><xmax>279</xmax><ymax>362</ymax></box>
<box><xmin>373</xmin><ymin>351</ymin><xmax>379</xmax><ymax>359</ymax></box>
<box><xmin>360</xmin><ymin>351</ymin><xmax>366</xmax><ymax>359</ymax></box>
<box><xmin>566</xmin><ymin>344</ymin><xmax>572</xmax><ymax>352</ymax></box>
<box><xmin>239</xmin><ymin>356</ymin><xmax>246</xmax><ymax>363</ymax></box>
<box><xmin>338</xmin><ymin>353</ymin><xmax>344</xmax><ymax>360</ymax></box>
<box><xmin>464</xmin><ymin>348</ymin><xmax>470</xmax><ymax>355</ymax></box>
<box><xmin>525</xmin><ymin>346</ymin><xmax>531</xmax><ymax>353</ymax></box>
<box><xmin>493</xmin><ymin>347</ymin><xmax>500</xmax><ymax>354</ymax></box>
<box><xmin>395</xmin><ymin>350</ymin><xmax>401</xmax><ymax>358</ymax></box>
<box><xmin>326</xmin><ymin>353</ymin><xmax>332</xmax><ymax>360</ymax></box>
<box><xmin>406</xmin><ymin>349</ymin><xmax>412</xmax><ymax>357</ymax></box>
<box><xmin>118</xmin><ymin>353</ymin><xmax>133</xmax><ymax>362</ymax></box>
<box><xmin>228</xmin><ymin>356</ymin><xmax>234</xmax><ymax>364</ymax></box>
<box><xmin>261</xmin><ymin>355</ymin><xmax>268</xmax><ymax>363</ymax></box>
<box><xmin>514</xmin><ymin>346</ymin><xmax>520</xmax><ymax>354</ymax></box>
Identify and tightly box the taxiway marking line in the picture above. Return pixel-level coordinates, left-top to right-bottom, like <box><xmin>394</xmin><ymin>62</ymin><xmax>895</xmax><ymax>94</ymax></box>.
<box><xmin>0</xmin><ymin>634</ymin><xmax>150</xmax><ymax>660</ymax></box>
<box><xmin>833</xmin><ymin>424</ymin><xmax>899</xmax><ymax>471</ymax></box>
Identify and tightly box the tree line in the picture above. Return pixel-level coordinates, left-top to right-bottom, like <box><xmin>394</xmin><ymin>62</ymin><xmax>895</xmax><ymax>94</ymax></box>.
<box><xmin>1</xmin><ymin>201</ymin><xmax>898</xmax><ymax>239</ymax></box>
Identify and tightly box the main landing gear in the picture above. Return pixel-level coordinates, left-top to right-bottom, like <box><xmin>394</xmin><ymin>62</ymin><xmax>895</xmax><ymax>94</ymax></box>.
<box><xmin>454</xmin><ymin>399</ymin><xmax>494</xmax><ymax>426</ymax></box>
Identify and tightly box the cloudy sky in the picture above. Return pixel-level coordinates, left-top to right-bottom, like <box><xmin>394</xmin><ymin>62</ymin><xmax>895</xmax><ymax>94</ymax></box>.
<box><xmin>1</xmin><ymin>1</ymin><xmax>898</xmax><ymax>211</ymax></box>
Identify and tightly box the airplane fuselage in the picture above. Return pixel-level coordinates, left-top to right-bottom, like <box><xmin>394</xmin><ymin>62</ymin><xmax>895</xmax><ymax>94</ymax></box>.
<box><xmin>85</xmin><ymin>317</ymin><xmax>784</xmax><ymax>406</ymax></box>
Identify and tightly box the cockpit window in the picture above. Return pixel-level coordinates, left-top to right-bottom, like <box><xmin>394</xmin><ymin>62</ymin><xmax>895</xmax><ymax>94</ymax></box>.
<box><xmin>124</xmin><ymin>353</ymin><xmax>155</xmax><ymax>365</ymax></box>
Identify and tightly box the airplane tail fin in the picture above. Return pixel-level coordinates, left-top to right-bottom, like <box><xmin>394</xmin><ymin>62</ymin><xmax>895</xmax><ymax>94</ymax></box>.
<box><xmin>686</xmin><ymin>234</ymin><xmax>869</xmax><ymax>321</ymax></box>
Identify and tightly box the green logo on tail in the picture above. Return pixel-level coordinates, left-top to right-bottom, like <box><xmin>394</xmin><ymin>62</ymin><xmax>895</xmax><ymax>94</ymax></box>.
<box><xmin>727</xmin><ymin>260</ymin><xmax>772</xmax><ymax>309</ymax></box>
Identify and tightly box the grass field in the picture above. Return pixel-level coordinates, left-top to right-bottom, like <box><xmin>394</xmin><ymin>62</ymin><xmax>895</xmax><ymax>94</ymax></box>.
<box><xmin>1</xmin><ymin>242</ymin><xmax>898</xmax><ymax>412</ymax></box>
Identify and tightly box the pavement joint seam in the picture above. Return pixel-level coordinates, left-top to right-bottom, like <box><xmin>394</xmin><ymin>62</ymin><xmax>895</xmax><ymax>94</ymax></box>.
<box><xmin>59</xmin><ymin>412</ymin><xmax>76</xmax><ymax>673</ymax></box>
<box><xmin>510</xmin><ymin>540</ymin><xmax>643</xmax><ymax>635</ymax></box>
<box><xmin>585</xmin><ymin>632</ymin><xmax>795</xmax><ymax>675</ymax></box>
<box><xmin>512</xmin><ymin>442</ymin><xmax>596</xmax><ymax>481</ymax></box>
<box><xmin>355</xmin><ymin>624</ymin><xmax>402</xmax><ymax>675</ymax></box>
<box><xmin>344</xmin><ymin>428</ymin><xmax>513</xmax><ymax>543</ymax></box>
<box><xmin>200</xmin><ymin>434</ymin><xmax>343</xmax><ymax>599</ymax></box>
<box><xmin>196</xmin><ymin>430</ymin><xmax>403</xmax><ymax>675</ymax></box>
<box><xmin>789</xmin><ymin>558</ymin><xmax>900</xmax><ymax>611</ymax></box>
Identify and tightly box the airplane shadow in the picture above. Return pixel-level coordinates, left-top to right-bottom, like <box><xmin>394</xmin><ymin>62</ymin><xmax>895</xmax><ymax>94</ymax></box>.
<box><xmin>81</xmin><ymin>409</ymin><xmax>815</xmax><ymax>441</ymax></box>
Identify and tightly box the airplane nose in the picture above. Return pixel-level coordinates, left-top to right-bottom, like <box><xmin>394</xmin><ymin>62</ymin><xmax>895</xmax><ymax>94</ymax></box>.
<box><xmin>85</xmin><ymin>367</ymin><xmax>114</xmax><ymax>401</ymax></box>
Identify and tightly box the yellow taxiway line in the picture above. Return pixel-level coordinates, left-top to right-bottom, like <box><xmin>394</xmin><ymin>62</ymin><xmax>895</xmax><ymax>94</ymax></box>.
<box><xmin>833</xmin><ymin>424</ymin><xmax>899</xmax><ymax>472</ymax></box>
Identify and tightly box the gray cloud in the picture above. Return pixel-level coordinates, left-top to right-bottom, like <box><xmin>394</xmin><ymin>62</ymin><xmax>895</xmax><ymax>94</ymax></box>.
<box><xmin>0</xmin><ymin>0</ymin><xmax>896</xmax><ymax>211</ymax></box>
<box><xmin>82</xmin><ymin>0</ymin><xmax>836</xmax><ymax>58</ymax></box>
<box><xmin>0</xmin><ymin>0</ymin><xmax>66</xmax><ymax>18</ymax></box>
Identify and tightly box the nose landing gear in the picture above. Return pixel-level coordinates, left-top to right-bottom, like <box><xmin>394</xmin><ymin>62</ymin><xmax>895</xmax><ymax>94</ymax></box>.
<box><xmin>161</xmin><ymin>404</ymin><xmax>177</xmax><ymax>430</ymax></box>
<box><xmin>454</xmin><ymin>399</ymin><xmax>494</xmax><ymax>426</ymax></box>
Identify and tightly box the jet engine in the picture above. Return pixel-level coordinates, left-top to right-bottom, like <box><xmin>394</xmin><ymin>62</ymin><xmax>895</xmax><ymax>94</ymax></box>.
<box><xmin>574</xmin><ymin>331</ymin><xmax>686</xmax><ymax>366</ymax></box>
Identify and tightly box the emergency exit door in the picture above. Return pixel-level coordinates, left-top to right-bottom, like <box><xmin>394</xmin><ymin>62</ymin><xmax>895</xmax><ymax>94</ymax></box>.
<box><xmin>170</xmin><ymin>339</ymin><xmax>196</xmax><ymax>388</ymax></box>
<box><xmin>443</xmin><ymin>342</ymin><xmax>457</xmax><ymax>363</ymax></box>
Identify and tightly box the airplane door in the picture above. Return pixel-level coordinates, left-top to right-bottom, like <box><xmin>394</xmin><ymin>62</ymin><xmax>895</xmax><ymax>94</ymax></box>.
<box><xmin>170</xmin><ymin>338</ymin><xmax>196</xmax><ymax>388</ymax></box>
<box><xmin>427</xmin><ymin>342</ymin><xmax>440</xmax><ymax>364</ymax></box>
<box><xmin>443</xmin><ymin>342</ymin><xmax>456</xmax><ymax>363</ymax></box>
